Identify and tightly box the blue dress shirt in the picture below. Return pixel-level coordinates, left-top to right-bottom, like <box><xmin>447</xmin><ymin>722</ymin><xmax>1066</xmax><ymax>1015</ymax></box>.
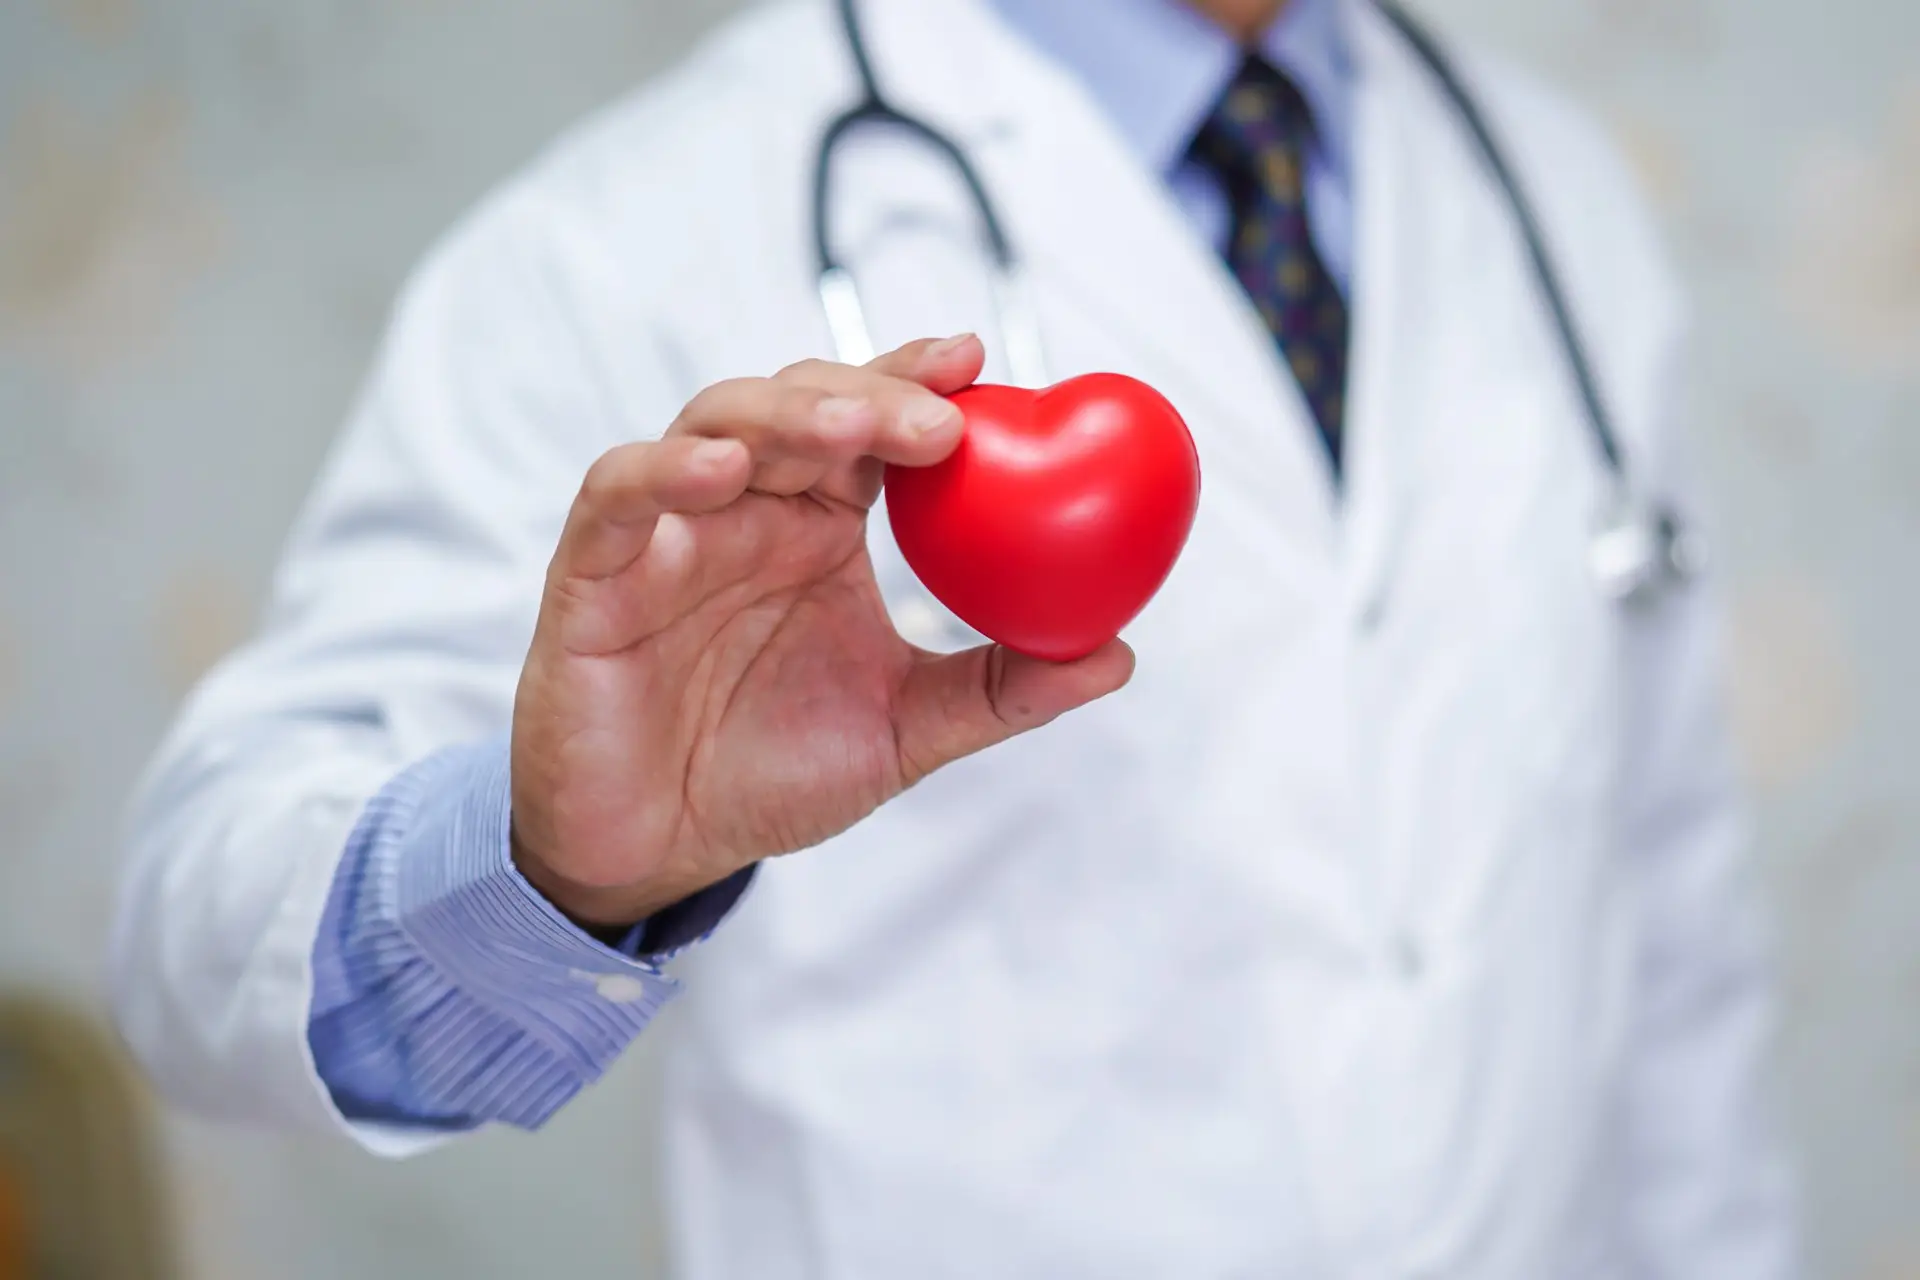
<box><xmin>991</xmin><ymin>0</ymin><xmax>1355</xmax><ymax>292</ymax></box>
<box><xmin>308</xmin><ymin>0</ymin><xmax>1356</xmax><ymax>1132</ymax></box>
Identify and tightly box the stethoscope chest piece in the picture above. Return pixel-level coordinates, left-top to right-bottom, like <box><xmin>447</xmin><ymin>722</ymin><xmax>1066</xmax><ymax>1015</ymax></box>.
<box><xmin>1588</xmin><ymin>491</ymin><xmax>1702</xmax><ymax>608</ymax></box>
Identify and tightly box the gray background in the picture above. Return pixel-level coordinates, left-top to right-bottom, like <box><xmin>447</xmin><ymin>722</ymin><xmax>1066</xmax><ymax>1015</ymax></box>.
<box><xmin>1</xmin><ymin>0</ymin><xmax>1916</xmax><ymax>1275</ymax></box>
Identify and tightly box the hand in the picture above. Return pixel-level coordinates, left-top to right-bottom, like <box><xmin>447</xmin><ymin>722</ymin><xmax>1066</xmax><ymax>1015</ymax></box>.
<box><xmin>510</xmin><ymin>336</ymin><xmax>1135</xmax><ymax>927</ymax></box>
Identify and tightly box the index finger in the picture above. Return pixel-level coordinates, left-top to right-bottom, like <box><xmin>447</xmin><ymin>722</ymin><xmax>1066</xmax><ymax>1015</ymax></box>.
<box><xmin>867</xmin><ymin>333</ymin><xmax>987</xmax><ymax>396</ymax></box>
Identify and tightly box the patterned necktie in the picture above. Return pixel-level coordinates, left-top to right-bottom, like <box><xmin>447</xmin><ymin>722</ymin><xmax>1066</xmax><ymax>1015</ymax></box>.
<box><xmin>1188</xmin><ymin>56</ymin><xmax>1350</xmax><ymax>472</ymax></box>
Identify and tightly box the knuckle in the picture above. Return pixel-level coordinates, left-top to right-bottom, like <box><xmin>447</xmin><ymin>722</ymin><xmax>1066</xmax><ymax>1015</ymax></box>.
<box><xmin>776</xmin><ymin>357</ymin><xmax>837</xmax><ymax>384</ymax></box>
<box><xmin>675</xmin><ymin>377</ymin><xmax>761</xmax><ymax>431</ymax></box>
<box><xmin>759</xmin><ymin>386</ymin><xmax>835</xmax><ymax>442</ymax></box>
<box><xmin>578</xmin><ymin>446</ymin><xmax>639</xmax><ymax>506</ymax></box>
<box><xmin>782</xmin><ymin>384</ymin><xmax>837</xmax><ymax>421</ymax></box>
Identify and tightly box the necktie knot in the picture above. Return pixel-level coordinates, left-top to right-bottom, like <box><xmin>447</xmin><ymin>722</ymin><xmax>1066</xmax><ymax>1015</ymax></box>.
<box><xmin>1190</xmin><ymin>57</ymin><xmax>1319</xmax><ymax>207</ymax></box>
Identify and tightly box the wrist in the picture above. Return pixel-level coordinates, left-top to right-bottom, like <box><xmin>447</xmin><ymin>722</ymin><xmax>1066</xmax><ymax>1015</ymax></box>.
<box><xmin>508</xmin><ymin>819</ymin><xmax>725</xmax><ymax>930</ymax></box>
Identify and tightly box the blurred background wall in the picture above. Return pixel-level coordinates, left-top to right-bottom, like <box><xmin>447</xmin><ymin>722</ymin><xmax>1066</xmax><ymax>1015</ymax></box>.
<box><xmin>0</xmin><ymin>0</ymin><xmax>1914</xmax><ymax>1275</ymax></box>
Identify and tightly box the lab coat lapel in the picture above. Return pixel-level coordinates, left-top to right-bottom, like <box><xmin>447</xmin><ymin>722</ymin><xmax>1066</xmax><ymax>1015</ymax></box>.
<box><xmin>860</xmin><ymin>0</ymin><xmax>1341</xmax><ymax>571</ymax></box>
<box><xmin>1337</xmin><ymin>0</ymin><xmax>1432</xmax><ymax>626</ymax></box>
<box><xmin>1337</xmin><ymin>0</ymin><xmax>1597</xmax><ymax>630</ymax></box>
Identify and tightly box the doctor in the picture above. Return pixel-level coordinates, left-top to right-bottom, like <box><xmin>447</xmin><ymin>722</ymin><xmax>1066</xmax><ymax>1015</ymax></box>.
<box><xmin>113</xmin><ymin>0</ymin><xmax>1798</xmax><ymax>1275</ymax></box>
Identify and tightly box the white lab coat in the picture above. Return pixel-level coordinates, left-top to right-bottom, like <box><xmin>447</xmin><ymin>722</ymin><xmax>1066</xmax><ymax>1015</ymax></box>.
<box><xmin>112</xmin><ymin>0</ymin><xmax>1798</xmax><ymax>1275</ymax></box>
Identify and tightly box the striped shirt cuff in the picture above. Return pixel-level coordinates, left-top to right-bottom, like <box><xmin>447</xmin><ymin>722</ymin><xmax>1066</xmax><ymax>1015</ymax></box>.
<box><xmin>310</xmin><ymin>736</ymin><xmax>748</xmax><ymax>1131</ymax></box>
<box><xmin>391</xmin><ymin>741</ymin><xmax>679</xmax><ymax>1106</ymax></box>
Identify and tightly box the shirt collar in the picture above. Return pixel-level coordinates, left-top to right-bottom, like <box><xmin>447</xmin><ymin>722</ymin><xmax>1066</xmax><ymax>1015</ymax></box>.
<box><xmin>983</xmin><ymin>0</ymin><xmax>1356</xmax><ymax>178</ymax></box>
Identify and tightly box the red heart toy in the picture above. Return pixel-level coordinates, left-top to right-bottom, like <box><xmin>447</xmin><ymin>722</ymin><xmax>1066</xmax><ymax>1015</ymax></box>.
<box><xmin>884</xmin><ymin>374</ymin><xmax>1201</xmax><ymax>662</ymax></box>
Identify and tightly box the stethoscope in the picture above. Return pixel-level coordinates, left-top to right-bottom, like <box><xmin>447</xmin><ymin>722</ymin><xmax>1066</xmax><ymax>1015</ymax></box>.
<box><xmin>812</xmin><ymin>0</ymin><xmax>1702</xmax><ymax>607</ymax></box>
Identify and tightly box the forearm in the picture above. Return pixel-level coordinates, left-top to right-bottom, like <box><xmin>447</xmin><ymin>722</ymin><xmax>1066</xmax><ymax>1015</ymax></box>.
<box><xmin>114</xmin><ymin>703</ymin><xmax>749</xmax><ymax>1147</ymax></box>
<box><xmin>112</xmin><ymin>713</ymin><xmax>399</xmax><ymax>1138</ymax></box>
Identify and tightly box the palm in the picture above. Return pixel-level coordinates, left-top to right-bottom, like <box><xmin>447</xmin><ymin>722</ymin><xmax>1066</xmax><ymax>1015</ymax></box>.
<box><xmin>521</xmin><ymin>491</ymin><xmax>923</xmax><ymax>906</ymax></box>
<box><xmin>609</xmin><ymin>495</ymin><xmax>907</xmax><ymax>863</ymax></box>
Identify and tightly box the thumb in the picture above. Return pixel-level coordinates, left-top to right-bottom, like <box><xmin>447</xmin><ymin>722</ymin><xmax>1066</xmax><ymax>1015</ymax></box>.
<box><xmin>893</xmin><ymin>640</ymin><xmax>1135</xmax><ymax>784</ymax></box>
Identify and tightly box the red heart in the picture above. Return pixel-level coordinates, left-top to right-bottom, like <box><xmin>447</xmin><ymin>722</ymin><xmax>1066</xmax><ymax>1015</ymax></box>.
<box><xmin>883</xmin><ymin>374</ymin><xmax>1201</xmax><ymax>662</ymax></box>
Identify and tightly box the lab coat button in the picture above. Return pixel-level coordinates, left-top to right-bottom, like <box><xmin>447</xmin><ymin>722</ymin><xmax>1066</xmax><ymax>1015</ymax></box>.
<box><xmin>594</xmin><ymin>973</ymin><xmax>650</xmax><ymax>1005</ymax></box>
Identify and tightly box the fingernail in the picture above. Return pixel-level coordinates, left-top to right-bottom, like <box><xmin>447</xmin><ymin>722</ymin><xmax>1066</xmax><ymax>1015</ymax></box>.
<box><xmin>690</xmin><ymin>438</ymin><xmax>739</xmax><ymax>468</ymax></box>
<box><xmin>815</xmin><ymin>397</ymin><xmax>872</xmax><ymax>432</ymax></box>
<box><xmin>900</xmin><ymin>395</ymin><xmax>963</xmax><ymax>437</ymax></box>
<box><xmin>927</xmin><ymin>333</ymin><xmax>977</xmax><ymax>359</ymax></box>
